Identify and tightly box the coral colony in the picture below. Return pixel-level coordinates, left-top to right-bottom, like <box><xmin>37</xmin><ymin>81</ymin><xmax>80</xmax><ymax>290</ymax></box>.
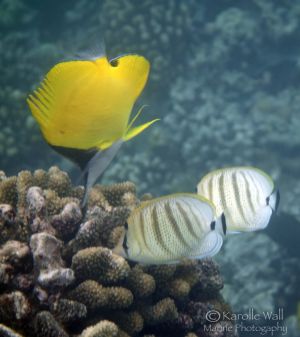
<box><xmin>0</xmin><ymin>167</ymin><xmax>237</xmax><ymax>336</ymax></box>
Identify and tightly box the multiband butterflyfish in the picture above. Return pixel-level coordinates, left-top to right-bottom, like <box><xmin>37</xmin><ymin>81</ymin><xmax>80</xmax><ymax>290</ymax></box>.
<box><xmin>27</xmin><ymin>53</ymin><xmax>158</xmax><ymax>206</ymax></box>
<box><xmin>197</xmin><ymin>166</ymin><xmax>279</xmax><ymax>233</ymax></box>
<box><xmin>113</xmin><ymin>193</ymin><xmax>226</xmax><ymax>264</ymax></box>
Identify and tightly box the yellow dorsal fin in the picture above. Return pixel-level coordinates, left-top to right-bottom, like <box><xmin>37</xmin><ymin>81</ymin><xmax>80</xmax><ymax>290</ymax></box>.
<box><xmin>27</xmin><ymin>57</ymin><xmax>110</xmax><ymax>131</ymax></box>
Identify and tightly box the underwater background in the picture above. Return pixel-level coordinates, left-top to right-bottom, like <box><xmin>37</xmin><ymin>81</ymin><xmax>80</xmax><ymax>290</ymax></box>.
<box><xmin>0</xmin><ymin>0</ymin><xmax>300</xmax><ymax>336</ymax></box>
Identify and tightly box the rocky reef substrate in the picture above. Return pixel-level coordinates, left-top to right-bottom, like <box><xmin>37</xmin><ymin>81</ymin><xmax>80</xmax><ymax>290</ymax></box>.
<box><xmin>0</xmin><ymin>166</ymin><xmax>237</xmax><ymax>337</ymax></box>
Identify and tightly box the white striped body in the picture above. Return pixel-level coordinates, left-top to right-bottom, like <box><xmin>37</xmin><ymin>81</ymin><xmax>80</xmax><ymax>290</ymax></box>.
<box><xmin>117</xmin><ymin>194</ymin><xmax>223</xmax><ymax>264</ymax></box>
<box><xmin>197</xmin><ymin>166</ymin><xmax>277</xmax><ymax>233</ymax></box>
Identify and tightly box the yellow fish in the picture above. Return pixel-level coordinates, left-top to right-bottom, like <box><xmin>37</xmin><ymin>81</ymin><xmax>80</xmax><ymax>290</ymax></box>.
<box><xmin>27</xmin><ymin>53</ymin><xmax>158</xmax><ymax>205</ymax></box>
<box><xmin>113</xmin><ymin>193</ymin><xmax>226</xmax><ymax>264</ymax></box>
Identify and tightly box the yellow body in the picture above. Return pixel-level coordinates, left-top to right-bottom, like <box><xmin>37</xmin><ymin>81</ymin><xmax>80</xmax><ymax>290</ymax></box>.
<box><xmin>27</xmin><ymin>54</ymin><xmax>157</xmax><ymax>150</ymax></box>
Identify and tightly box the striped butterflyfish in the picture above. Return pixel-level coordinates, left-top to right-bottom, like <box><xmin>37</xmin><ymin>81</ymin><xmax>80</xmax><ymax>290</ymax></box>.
<box><xmin>113</xmin><ymin>193</ymin><xmax>226</xmax><ymax>264</ymax></box>
<box><xmin>197</xmin><ymin>166</ymin><xmax>280</xmax><ymax>233</ymax></box>
<box><xmin>27</xmin><ymin>53</ymin><xmax>158</xmax><ymax>206</ymax></box>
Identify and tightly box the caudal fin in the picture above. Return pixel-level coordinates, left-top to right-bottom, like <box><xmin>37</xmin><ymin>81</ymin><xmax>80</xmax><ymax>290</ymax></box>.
<box><xmin>267</xmin><ymin>189</ymin><xmax>280</xmax><ymax>212</ymax></box>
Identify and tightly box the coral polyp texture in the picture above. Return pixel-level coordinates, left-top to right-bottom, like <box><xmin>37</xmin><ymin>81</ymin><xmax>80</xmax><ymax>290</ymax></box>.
<box><xmin>0</xmin><ymin>167</ymin><xmax>237</xmax><ymax>337</ymax></box>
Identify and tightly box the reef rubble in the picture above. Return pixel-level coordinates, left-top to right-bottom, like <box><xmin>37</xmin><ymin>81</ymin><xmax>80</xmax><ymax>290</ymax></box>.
<box><xmin>0</xmin><ymin>166</ymin><xmax>237</xmax><ymax>337</ymax></box>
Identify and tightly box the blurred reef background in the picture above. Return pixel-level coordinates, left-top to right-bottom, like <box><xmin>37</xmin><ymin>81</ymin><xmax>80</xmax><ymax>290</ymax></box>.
<box><xmin>0</xmin><ymin>0</ymin><xmax>300</xmax><ymax>336</ymax></box>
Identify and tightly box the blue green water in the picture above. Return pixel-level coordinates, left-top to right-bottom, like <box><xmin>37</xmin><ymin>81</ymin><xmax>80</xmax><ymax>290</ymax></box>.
<box><xmin>0</xmin><ymin>0</ymin><xmax>299</xmax><ymax>336</ymax></box>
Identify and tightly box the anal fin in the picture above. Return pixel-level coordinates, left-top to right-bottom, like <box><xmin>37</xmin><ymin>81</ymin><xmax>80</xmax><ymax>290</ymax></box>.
<box><xmin>81</xmin><ymin>140</ymin><xmax>123</xmax><ymax>207</ymax></box>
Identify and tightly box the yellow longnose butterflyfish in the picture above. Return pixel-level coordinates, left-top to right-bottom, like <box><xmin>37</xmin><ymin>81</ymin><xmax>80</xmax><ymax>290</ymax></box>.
<box><xmin>27</xmin><ymin>53</ymin><xmax>158</xmax><ymax>206</ymax></box>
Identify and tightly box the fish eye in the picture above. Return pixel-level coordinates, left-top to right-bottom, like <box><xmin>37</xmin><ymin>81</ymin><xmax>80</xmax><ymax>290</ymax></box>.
<box><xmin>110</xmin><ymin>59</ymin><xmax>119</xmax><ymax>67</ymax></box>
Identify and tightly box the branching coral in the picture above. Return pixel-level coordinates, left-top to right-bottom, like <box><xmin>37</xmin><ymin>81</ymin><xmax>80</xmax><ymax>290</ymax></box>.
<box><xmin>51</xmin><ymin>202</ymin><xmax>82</xmax><ymax>240</ymax></box>
<box><xmin>80</xmin><ymin>320</ymin><xmax>119</xmax><ymax>337</ymax></box>
<box><xmin>0</xmin><ymin>176</ymin><xmax>17</xmax><ymax>206</ymax></box>
<box><xmin>67</xmin><ymin>280</ymin><xmax>108</xmax><ymax>311</ymax></box>
<box><xmin>50</xmin><ymin>298</ymin><xmax>87</xmax><ymax>323</ymax></box>
<box><xmin>126</xmin><ymin>265</ymin><xmax>156</xmax><ymax>298</ymax></box>
<box><xmin>71</xmin><ymin>247</ymin><xmax>130</xmax><ymax>285</ymax></box>
<box><xmin>30</xmin><ymin>232</ymin><xmax>75</xmax><ymax>288</ymax></box>
<box><xmin>113</xmin><ymin>311</ymin><xmax>144</xmax><ymax>335</ymax></box>
<box><xmin>141</xmin><ymin>298</ymin><xmax>179</xmax><ymax>326</ymax></box>
<box><xmin>0</xmin><ymin>166</ymin><xmax>81</xmax><ymax>220</ymax></box>
<box><xmin>34</xmin><ymin>311</ymin><xmax>69</xmax><ymax>337</ymax></box>
<box><xmin>0</xmin><ymin>167</ymin><xmax>236</xmax><ymax>336</ymax></box>
<box><xmin>0</xmin><ymin>291</ymin><xmax>31</xmax><ymax>322</ymax></box>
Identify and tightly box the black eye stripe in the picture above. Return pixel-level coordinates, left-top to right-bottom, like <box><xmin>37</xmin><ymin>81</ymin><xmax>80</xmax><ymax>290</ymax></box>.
<box><xmin>210</xmin><ymin>221</ymin><xmax>216</xmax><ymax>230</ymax></box>
<box><xmin>221</xmin><ymin>213</ymin><xmax>227</xmax><ymax>235</ymax></box>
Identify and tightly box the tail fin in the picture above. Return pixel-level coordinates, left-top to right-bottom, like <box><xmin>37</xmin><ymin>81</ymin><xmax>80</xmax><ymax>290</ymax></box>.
<box><xmin>267</xmin><ymin>189</ymin><xmax>280</xmax><ymax>213</ymax></box>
